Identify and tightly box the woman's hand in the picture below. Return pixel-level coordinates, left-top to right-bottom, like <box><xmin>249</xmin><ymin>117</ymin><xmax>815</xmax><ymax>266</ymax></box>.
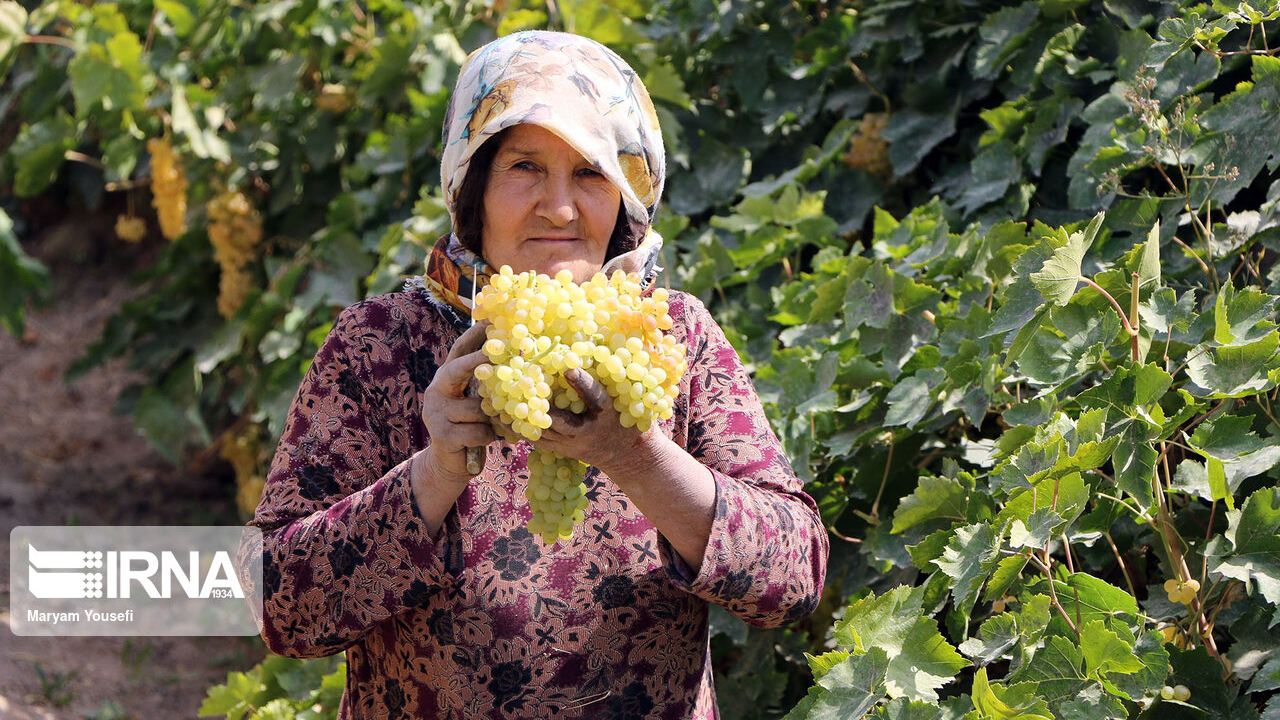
<box><xmin>537</xmin><ymin>368</ymin><xmax>716</xmax><ymax>571</ymax></box>
<box><xmin>534</xmin><ymin>368</ymin><xmax>651</xmax><ymax>479</ymax></box>
<box><xmin>411</xmin><ymin>322</ymin><xmax>493</xmax><ymax>536</ymax></box>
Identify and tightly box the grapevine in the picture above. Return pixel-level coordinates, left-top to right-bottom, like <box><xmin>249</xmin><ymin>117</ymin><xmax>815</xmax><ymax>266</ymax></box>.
<box><xmin>472</xmin><ymin>266</ymin><xmax>686</xmax><ymax>544</ymax></box>
<box><xmin>207</xmin><ymin>190</ymin><xmax>264</xmax><ymax>319</ymax></box>
<box><xmin>146</xmin><ymin>138</ymin><xmax>189</xmax><ymax>240</ymax></box>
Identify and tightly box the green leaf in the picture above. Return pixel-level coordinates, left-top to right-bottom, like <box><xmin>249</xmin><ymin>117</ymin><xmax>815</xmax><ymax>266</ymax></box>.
<box><xmin>1112</xmin><ymin>424</ymin><xmax>1158</xmax><ymax>508</ymax></box>
<box><xmin>1008</xmin><ymin>509</ymin><xmax>1064</xmax><ymax>549</ymax></box>
<box><xmin>784</xmin><ymin>649</ymin><xmax>890</xmax><ymax>720</ymax></box>
<box><xmin>884</xmin><ymin>374</ymin><xmax>933</xmax><ymax>428</ymax></box>
<box><xmin>868</xmin><ymin>698</ymin><xmax>942</xmax><ymax>720</ymax></box>
<box><xmin>845</xmin><ymin>260</ymin><xmax>894</xmax><ymax>331</ymax></box>
<box><xmin>1107</xmin><ymin>629</ymin><xmax>1170</xmax><ymax>702</ymax></box>
<box><xmin>154</xmin><ymin>0</ymin><xmax>195</xmax><ymax>35</ymax></box>
<box><xmin>1139</xmin><ymin>288</ymin><xmax>1197</xmax><ymax>335</ymax></box>
<box><xmin>0</xmin><ymin>1</ymin><xmax>26</xmax><ymax>84</ymax></box>
<box><xmin>1198</xmin><ymin>55</ymin><xmax>1280</xmax><ymax>205</ymax></box>
<box><xmin>1027</xmin><ymin>573</ymin><xmax>1139</xmax><ymax>632</ymax></box>
<box><xmin>1030</xmin><ymin>213</ymin><xmax>1103</xmax><ymax>306</ymax></box>
<box><xmin>1080</xmin><ymin>619</ymin><xmax>1144</xmax><ymax>679</ymax></box>
<box><xmin>1205</xmin><ymin>487</ymin><xmax>1280</xmax><ymax>605</ymax></box>
<box><xmin>935</xmin><ymin>523</ymin><xmax>1003</xmax><ymax>624</ymax></box>
<box><xmin>1213</xmin><ymin>287</ymin><xmax>1279</xmax><ymax>347</ymax></box>
<box><xmin>0</xmin><ymin>208</ymin><xmax>50</xmax><ymax>336</ymax></box>
<box><xmin>10</xmin><ymin>109</ymin><xmax>77</xmax><ymax>197</ymax></box>
<box><xmin>970</xmin><ymin>667</ymin><xmax>1054</xmax><ymax>720</ymax></box>
<box><xmin>1007</xmin><ymin>635</ymin><xmax>1091</xmax><ymax>711</ymax></box>
<box><xmin>1187</xmin><ymin>415</ymin><xmax>1280</xmax><ymax>507</ymax></box>
<box><xmin>1165</xmin><ymin>645</ymin><xmax>1235</xmax><ymax>716</ymax></box>
<box><xmin>988</xmin><ymin>240</ymin><xmax>1053</xmax><ymax>338</ymax></box>
<box><xmin>892</xmin><ymin>474</ymin><xmax>971</xmax><ymax>533</ymax></box>
<box><xmin>171</xmin><ymin>84</ymin><xmax>230</xmax><ymax>162</ymax></box>
<box><xmin>1137</xmin><ymin>221</ymin><xmax>1161</xmax><ymax>291</ymax></box>
<box><xmin>984</xmin><ymin>555</ymin><xmax>1029</xmax><ymax>602</ymax></box>
<box><xmin>133</xmin><ymin>386</ymin><xmax>212</xmax><ymax>464</ymax></box>
<box><xmin>808</xmin><ymin>650</ymin><xmax>853</xmax><ymax>680</ymax></box>
<box><xmin>999</xmin><ymin>472</ymin><xmax>1089</xmax><ymax>529</ymax></box>
<box><xmin>1186</xmin><ymin>331</ymin><xmax>1280</xmax><ymax>398</ymax></box>
<box><xmin>1076</xmin><ymin>363</ymin><xmax>1173</xmax><ymax>418</ymax></box>
<box><xmin>959</xmin><ymin>612</ymin><xmax>1020</xmax><ymax>668</ymax></box>
<box><xmin>835</xmin><ymin>586</ymin><xmax>968</xmax><ymax>701</ymax></box>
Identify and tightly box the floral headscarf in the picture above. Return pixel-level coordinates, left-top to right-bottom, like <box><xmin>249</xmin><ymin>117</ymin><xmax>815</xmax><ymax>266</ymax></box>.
<box><xmin>408</xmin><ymin>30</ymin><xmax>667</xmax><ymax>326</ymax></box>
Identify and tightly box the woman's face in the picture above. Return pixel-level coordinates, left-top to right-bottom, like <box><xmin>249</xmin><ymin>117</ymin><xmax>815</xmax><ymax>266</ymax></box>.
<box><xmin>480</xmin><ymin>124</ymin><xmax>621</xmax><ymax>283</ymax></box>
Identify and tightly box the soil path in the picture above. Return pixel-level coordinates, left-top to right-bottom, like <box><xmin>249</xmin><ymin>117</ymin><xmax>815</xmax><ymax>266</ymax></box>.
<box><xmin>0</xmin><ymin>233</ymin><xmax>266</xmax><ymax>719</ymax></box>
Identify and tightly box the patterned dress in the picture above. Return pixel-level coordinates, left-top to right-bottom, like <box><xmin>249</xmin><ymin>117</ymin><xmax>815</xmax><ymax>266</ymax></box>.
<box><xmin>248</xmin><ymin>288</ymin><xmax>829</xmax><ymax>719</ymax></box>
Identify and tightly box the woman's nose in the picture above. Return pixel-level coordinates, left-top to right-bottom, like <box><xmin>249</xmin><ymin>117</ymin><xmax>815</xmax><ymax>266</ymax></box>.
<box><xmin>537</xmin><ymin>174</ymin><xmax>578</xmax><ymax>227</ymax></box>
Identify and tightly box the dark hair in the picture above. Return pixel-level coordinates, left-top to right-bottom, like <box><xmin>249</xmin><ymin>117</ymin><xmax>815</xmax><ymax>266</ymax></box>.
<box><xmin>453</xmin><ymin>127</ymin><xmax>639</xmax><ymax>261</ymax></box>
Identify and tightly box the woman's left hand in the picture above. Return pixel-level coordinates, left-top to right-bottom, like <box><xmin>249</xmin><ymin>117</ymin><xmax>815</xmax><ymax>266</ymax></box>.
<box><xmin>533</xmin><ymin>368</ymin><xmax>659</xmax><ymax>483</ymax></box>
<box><xmin>535</xmin><ymin>368</ymin><xmax>717</xmax><ymax>572</ymax></box>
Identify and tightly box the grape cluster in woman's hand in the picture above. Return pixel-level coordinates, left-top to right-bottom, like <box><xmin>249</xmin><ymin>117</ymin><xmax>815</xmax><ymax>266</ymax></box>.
<box><xmin>471</xmin><ymin>266</ymin><xmax>686</xmax><ymax>543</ymax></box>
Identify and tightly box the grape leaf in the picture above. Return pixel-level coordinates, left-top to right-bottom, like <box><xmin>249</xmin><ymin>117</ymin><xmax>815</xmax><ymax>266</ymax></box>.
<box><xmin>1139</xmin><ymin>287</ymin><xmax>1197</xmax><ymax>334</ymax></box>
<box><xmin>1199</xmin><ymin>54</ymin><xmax>1280</xmax><ymax>205</ymax></box>
<box><xmin>1188</xmin><ymin>415</ymin><xmax>1280</xmax><ymax>507</ymax></box>
<box><xmin>1030</xmin><ymin>213</ymin><xmax>1103</xmax><ymax>306</ymax></box>
<box><xmin>1107</xmin><ymin>629</ymin><xmax>1170</xmax><ymax>702</ymax></box>
<box><xmin>808</xmin><ymin>650</ymin><xmax>854</xmax><ymax>680</ymax></box>
<box><xmin>1186</xmin><ymin>331</ymin><xmax>1280</xmax><ymax>398</ymax></box>
<box><xmin>1213</xmin><ymin>286</ymin><xmax>1279</xmax><ymax>347</ymax></box>
<box><xmin>959</xmin><ymin>612</ymin><xmax>1020</xmax><ymax>668</ymax></box>
<box><xmin>0</xmin><ymin>1</ymin><xmax>26</xmax><ymax>84</ymax></box>
<box><xmin>1137</xmin><ymin>221</ymin><xmax>1161</xmax><ymax>290</ymax></box>
<box><xmin>1008</xmin><ymin>509</ymin><xmax>1064</xmax><ymax>549</ymax></box>
<box><xmin>783</xmin><ymin>648</ymin><xmax>891</xmax><ymax>720</ymax></box>
<box><xmin>867</xmin><ymin>697</ymin><xmax>942</xmax><ymax>720</ymax></box>
<box><xmin>1080</xmin><ymin>619</ymin><xmax>1144</xmax><ymax>678</ymax></box>
<box><xmin>1205</xmin><ymin>487</ymin><xmax>1280</xmax><ymax>606</ymax></box>
<box><xmin>892</xmin><ymin>474</ymin><xmax>971</xmax><ymax>533</ymax></box>
<box><xmin>835</xmin><ymin>586</ymin><xmax>969</xmax><ymax>701</ymax></box>
<box><xmin>970</xmin><ymin>667</ymin><xmax>1054</xmax><ymax>720</ymax></box>
<box><xmin>988</xmin><ymin>240</ymin><xmax>1056</xmax><ymax>338</ymax></box>
<box><xmin>1007</xmin><ymin>635</ymin><xmax>1091</xmax><ymax>711</ymax></box>
<box><xmin>935</xmin><ymin>523</ymin><xmax>1003</xmax><ymax>625</ymax></box>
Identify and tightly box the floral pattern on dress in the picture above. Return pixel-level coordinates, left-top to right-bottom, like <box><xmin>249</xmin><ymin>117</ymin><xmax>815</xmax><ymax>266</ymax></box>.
<box><xmin>245</xmin><ymin>289</ymin><xmax>829</xmax><ymax>719</ymax></box>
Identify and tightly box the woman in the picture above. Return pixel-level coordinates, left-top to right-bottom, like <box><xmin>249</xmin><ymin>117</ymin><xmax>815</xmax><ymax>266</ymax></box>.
<box><xmin>247</xmin><ymin>30</ymin><xmax>828</xmax><ymax>719</ymax></box>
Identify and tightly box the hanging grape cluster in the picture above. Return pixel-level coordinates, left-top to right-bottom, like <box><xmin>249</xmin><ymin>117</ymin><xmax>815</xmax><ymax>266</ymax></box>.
<box><xmin>114</xmin><ymin>214</ymin><xmax>146</xmax><ymax>243</ymax></box>
<box><xmin>147</xmin><ymin>138</ymin><xmax>189</xmax><ymax>240</ymax></box>
<box><xmin>472</xmin><ymin>267</ymin><xmax>686</xmax><ymax>544</ymax></box>
<box><xmin>207</xmin><ymin>190</ymin><xmax>264</xmax><ymax>319</ymax></box>
<box><xmin>841</xmin><ymin>112</ymin><xmax>891</xmax><ymax>179</ymax></box>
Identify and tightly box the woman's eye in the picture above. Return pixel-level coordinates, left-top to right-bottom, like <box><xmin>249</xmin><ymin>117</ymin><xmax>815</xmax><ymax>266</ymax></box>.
<box><xmin>577</xmin><ymin>167</ymin><xmax>605</xmax><ymax>178</ymax></box>
<box><xmin>512</xmin><ymin>160</ymin><xmax>538</xmax><ymax>171</ymax></box>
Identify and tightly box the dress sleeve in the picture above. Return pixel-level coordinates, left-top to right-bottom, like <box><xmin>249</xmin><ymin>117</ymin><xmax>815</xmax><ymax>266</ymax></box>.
<box><xmin>242</xmin><ymin>302</ymin><xmax>452</xmax><ymax>658</ymax></box>
<box><xmin>660</xmin><ymin>295</ymin><xmax>829</xmax><ymax>628</ymax></box>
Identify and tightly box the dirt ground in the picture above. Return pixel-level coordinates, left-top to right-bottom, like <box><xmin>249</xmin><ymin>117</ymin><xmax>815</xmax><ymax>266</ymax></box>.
<box><xmin>0</xmin><ymin>225</ymin><xmax>267</xmax><ymax>719</ymax></box>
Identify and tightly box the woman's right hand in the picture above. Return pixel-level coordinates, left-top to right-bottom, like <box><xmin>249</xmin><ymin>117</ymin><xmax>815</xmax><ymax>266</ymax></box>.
<box><xmin>411</xmin><ymin>322</ymin><xmax>493</xmax><ymax>533</ymax></box>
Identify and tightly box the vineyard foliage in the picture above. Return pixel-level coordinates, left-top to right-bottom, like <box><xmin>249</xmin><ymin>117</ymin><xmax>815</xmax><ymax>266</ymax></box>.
<box><xmin>3</xmin><ymin>0</ymin><xmax>1280</xmax><ymax>717</ymax></box>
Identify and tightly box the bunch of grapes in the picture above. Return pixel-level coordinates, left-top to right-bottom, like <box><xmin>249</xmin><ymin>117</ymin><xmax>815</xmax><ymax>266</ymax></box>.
<box><xmin>1163</xmin><ymin>577</ymin><xmax>1200</xmax><ymax>605</ymax></box>
<box><xmin>114</xmin><ymin>214</ymin><xmax>146</xmax><ymax>243</ymax></box>
<box><xmin>841</xmin><ymin>112</ymin><xmax>891</xmax><ymax>179</ymax></box>
<box><xmin>207</xmin><ymin>190</ymin><xmax>264</xmax><ymax>319</ymax></box>
<box><xmin>220</xmin><ymin>423</ymin><xmax>265</xmax><ymax>517</ymax></box>
<box><xmin>147</xmin><ymin>138</ymin><xmax>189</xmax><ymax>240</ymax></box>
<box><xmin>472</xmin><ymin>266</ymin><xmax>686</xmax><ymax>544</ymax></box>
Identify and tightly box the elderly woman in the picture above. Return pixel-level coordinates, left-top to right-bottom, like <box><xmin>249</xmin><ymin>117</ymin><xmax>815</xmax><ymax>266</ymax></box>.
<box><xmin>249</xmin><ymin>30</ymin><xmax>828</xmax><ymax>719</ymax></box>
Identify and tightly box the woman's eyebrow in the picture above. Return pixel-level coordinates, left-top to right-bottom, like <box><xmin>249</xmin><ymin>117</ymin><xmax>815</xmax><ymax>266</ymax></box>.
<box><xmin>496</xmin><ymin>145</ymin><xmax>541</xmax><ymax>158</ymax></box>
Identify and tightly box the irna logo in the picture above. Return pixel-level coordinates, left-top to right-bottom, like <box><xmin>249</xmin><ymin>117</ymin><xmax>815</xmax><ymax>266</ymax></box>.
<box><xmin>28</xmin><ymin>544</ymin><xmax>244</xmax><ymax>600</ymax></box>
